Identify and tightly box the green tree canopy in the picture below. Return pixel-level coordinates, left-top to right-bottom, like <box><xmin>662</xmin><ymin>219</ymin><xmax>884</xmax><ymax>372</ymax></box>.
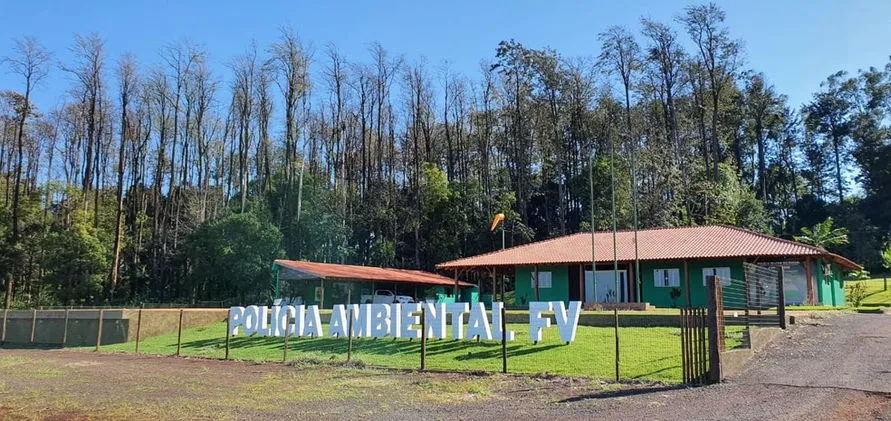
<box><xmin>794</xmin><ymin>217</ymin><xmax>849</xmax><ymax>250</ymax></box>
<box><xmin>42</xmin><ymin>223</ymin><xmax>108</xmax><ymax>305</ymax></box>
<box><xmin>184</xmin><ymin>212</ymin><xmax>284</xmax><ymax>304</ymax></box>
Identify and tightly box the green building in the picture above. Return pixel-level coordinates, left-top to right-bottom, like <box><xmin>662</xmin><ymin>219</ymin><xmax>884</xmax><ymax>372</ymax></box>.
<box><xmin>436</xmin><ymin>225</ymin><xmax>860</xmax><ymax>308</ymax></box>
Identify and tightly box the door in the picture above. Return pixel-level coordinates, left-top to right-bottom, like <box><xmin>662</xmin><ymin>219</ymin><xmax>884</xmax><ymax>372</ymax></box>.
<box><xmin>585</xmin><ymin>270</ymin><xmax>628</xmax><ymax>303</ymax></box>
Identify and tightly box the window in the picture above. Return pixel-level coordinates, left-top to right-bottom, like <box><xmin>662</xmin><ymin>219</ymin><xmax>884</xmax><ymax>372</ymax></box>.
<box><xmin>702</xmin><ymin>267</ymin><xmax>732</xmax><ymax>286</ymax></box>
<box><xmin>531</xmin><ymin>271</ymin><xmax>552</xmax><ymax>289</ymax></box>
<box><xmin>653</xmin><ymin>269</ymin><xmax>680</xmax><ymax>287</ymax></box>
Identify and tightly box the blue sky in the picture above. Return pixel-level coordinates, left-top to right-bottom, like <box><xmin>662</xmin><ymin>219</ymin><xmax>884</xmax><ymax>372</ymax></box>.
<box><xmin>2</xmin><ymin>0</ymin><xmax>890</xmax><ymax>111</ymax></box>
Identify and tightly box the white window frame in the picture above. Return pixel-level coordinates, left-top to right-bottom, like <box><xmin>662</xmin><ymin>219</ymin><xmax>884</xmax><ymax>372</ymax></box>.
<box><xmin>702</xmin><ymin>267</ymin><xmax>732</xmax><ymax>286</ymax></box>
<box><xmin>653</xmin><ymin>268</ymin><xmax>680</xmax><ymax>287</ymax></box>
<box><xmin>531</xmin><ymin>271</ymin><xmax>553</xmax><ymax>289</ymax></box>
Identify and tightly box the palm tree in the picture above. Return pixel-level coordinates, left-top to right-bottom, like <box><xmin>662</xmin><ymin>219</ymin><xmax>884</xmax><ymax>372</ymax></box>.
<box><xmin>794</xmin><ymin>217</ymin><xmax>849</xmax><ymax>249</ymax></box>
<box><xmin>881</xmin><ymin>243</ymin><xmax>891</xmax><ymax>272</ymax></box>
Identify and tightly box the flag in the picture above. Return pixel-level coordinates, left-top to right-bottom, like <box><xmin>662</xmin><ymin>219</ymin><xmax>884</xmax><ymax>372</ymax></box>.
<box><xmin>490</xmin><ymin>213</ymin><xmax>505</xmax><ymax>232</ymax></box>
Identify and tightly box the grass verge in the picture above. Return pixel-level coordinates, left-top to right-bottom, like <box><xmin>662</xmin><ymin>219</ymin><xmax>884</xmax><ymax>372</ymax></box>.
<box><xmin>94</xmin><ymin>321</ymin><xmax>696</xmax><ymax>383</ymax></box>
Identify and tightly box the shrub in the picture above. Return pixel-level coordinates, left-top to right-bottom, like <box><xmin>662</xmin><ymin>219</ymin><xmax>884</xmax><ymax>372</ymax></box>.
<box><xmin>846</xmin><ymin>282</ymin><xmax>868</xmax><ymax>307</ymax></box>
<box><xmin>669</xmin><ymin>287</ymin><xmax>682</xmax><ymax>306</ymax></box>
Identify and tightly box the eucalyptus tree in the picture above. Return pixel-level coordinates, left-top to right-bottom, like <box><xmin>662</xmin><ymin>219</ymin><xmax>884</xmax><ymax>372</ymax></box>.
<box><xmin>110</xmin><ymin>53</ymin><xmax>138</xmax><ymax>296</ymax></box>
<box><xmin>680</xmin><ymin>3</ymin><xmax>743</xmax><ymax>181</ymax></box>
<box><xmin>599</xmin><ymin>25</ymin><xmax>641</xmax><ymax>295</ymax></box>
<box><xmin>742</xmin><ymin>73</ymin><xmax>784</xmax><ymax>201</ymax></box>
<box><xmin>802</xmin><ymin>71</ymin><xmax>856</xmax><ymax>203</ymax></box>
<box><xmin>2</xmin><ymin>36</ymin><xmax>51</xmax><ymax>308</ymax></box>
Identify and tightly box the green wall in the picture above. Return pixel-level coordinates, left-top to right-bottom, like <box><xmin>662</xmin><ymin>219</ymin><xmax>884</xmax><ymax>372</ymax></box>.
<box><xmin>815</xmin><ymin>258</ymin><xmax>845</xmax><ymax>307</ymax></box>
<box><xmin>515</xmin><ymin>265</ymin><xmax>569</xmax><ymax>306</ymax></box>
<box><xmin>640</xmin><ymin>260</ymin><xmax>745</xmax><ymax>308</ymax></box>
<box><xmin>514</xmin><ymin>261</ymin><xmax>747</xmax><ymax>308</ymax></box>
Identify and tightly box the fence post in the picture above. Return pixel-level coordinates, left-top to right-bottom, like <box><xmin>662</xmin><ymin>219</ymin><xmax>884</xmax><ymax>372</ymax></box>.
<box><xmin>706</xmin><ymin>275</ymin><xmax>723</xmax><ymax>384</ymax></box>
<box><xmin>176</xmin><ymin>309</ymin><xmax>184</xmax><ymax>356</ymax></box>
<box><xmin>1</xmin><ymin>308</ymin><xmax>7</xmax><ymax>344</ymax></box>
<box><xmin>613</xmin><ymin>307</ymin><xmax>620</xmax><ymax>382</ymax></box>
<box><xmin>777</xmin><ymin>267</ymin><xmax>786</xmax><ymax>329</ymax></box>
<box><xmin>500</xmin><ymin>305</ymin><xmax>507</xmax><ymax>374</ymax></box>
<box><xmin>224</xmin><ymin>316</ymin><xmax>231</xmax><ymax>360</ymax></box>
<box><xmin>29</xmin><ymin>309</ymin><xmax>37</xmax><ymax>344</ymax></box>
<box><xmin>135</xmin><ymin>307</ymin><xmax>143</xmax><ymax>353</ymax></box>
<box><xmin>282</xmin><ymin>311</ymin><xmax>290</xmax><ymax>363</ymax></box>
<box><xmin>347</xmin><ymin>307</ymin><xmax>354</xmax><ymax>363</ymax></box>
<box><xmin>95</xmin><ymin>309</ymin><xmax>105</xmax><ymax>351</ymax></box>
<box><xmin>420</xmin><ymin>306</ymin><xmax>426</xmax><ymax>371</ymax></box>
<box><xmin>62</xmin><ymin>309</ymin><xmax>70</xmax><ymax>347</ymax></box>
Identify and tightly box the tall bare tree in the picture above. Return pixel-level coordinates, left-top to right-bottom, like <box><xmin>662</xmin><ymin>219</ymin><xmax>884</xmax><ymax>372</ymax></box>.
<box><xmin>109</xmin><ymin>54</ymin><xmax>138</xmax><ymax>296</ymax></box>
<box><xmin>2</xmin><ymin>36</ymin><xmax>51</xmax><ymax>308</ymax></box>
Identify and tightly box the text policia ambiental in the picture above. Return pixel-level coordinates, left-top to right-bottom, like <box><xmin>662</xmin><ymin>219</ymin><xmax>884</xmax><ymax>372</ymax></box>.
<box><xmin>228</xmin><ymin>302</ymin><xmax>582</xmax><ymax>343</ymax></box>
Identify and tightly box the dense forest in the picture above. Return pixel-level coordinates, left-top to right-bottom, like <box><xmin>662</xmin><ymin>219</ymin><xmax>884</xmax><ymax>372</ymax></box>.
<box><xmin>2</xmin><ymin>3</ymin><xmax>890</xmax><ymax>307</ymax></box>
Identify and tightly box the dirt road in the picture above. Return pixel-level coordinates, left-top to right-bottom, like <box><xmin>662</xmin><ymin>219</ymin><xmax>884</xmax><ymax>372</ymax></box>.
<box><xmin>1</xmin><ymin>312</ymin><xmax>888</xmax><ymax>420</ymax></box>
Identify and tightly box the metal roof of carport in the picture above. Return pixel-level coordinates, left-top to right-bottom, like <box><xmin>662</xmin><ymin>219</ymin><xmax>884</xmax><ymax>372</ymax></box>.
<box><xmin>274</xmin><ymin>259</ymin><xmax>475</xmax><ymax>287</ymax></box>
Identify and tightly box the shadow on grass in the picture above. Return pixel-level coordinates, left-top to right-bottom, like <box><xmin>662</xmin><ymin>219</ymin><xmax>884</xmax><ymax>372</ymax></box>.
<box><xmin>178</xmin><ymin>335</ymin><xmax>563</xmax><ymax>360</ymax></box>
<box><xmin>625</xmin><ymin>362</ymin><xmax>682</xmax><ymax>380</ymax></box>
<box><xmin>557</xmin><ymin>383</ymin><xmax>691</xmax><ymax>403</ymax></box>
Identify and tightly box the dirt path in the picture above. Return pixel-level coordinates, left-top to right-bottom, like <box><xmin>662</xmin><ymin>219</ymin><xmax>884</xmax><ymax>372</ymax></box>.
<box><xmin>1</xmin><ymin>312</ymin><xmax>889</xmax><ymax>420</ymax></box>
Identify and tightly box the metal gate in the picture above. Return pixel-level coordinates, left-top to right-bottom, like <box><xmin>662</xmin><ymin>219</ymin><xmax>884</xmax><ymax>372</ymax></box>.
<box><xmin>680</xmin><ymin>307</ymin><xmax>709</xmax><ymax>384</ymax></box>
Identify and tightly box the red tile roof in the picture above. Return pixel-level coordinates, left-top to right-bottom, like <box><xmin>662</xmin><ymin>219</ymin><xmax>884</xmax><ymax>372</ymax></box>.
<box><xmin>274</xmin><ymin>260</ymin><xmax>474</xmax><ymax>287</ymax></box>
<box><xmin>436</xmin><ymin>225</ymin><xmax>860</xmax><ymax>271</ymax></box>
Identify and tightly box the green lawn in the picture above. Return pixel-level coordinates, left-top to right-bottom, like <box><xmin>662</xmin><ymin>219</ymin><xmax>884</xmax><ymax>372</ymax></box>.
<box><xmin>854</xmin><ymin>278</ymin><xmax>891</xmax><ymax>310</ymax></box>
<box><xmin>96</xmin><ymin>321</ymin><xmax>695</xmax><ymax>383</ymax></box>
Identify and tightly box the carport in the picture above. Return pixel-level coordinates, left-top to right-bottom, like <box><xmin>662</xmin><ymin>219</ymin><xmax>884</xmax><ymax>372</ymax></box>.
<box><xmin>273</xmin><ymin>260</ymin><xmax>477</xmax><ymax>308</ymax></box>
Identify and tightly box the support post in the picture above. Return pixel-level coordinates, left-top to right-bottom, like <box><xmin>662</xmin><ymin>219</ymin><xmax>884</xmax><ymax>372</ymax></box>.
<box><xmin>283</xmin><ymin>311</ymin><xmax>290</xmax><ymax>362</ymax></box>
<box><xmin>706</xmin><ymin>275</ymin><xmax>723</xmax><ymax>384</ymax></box>
<box><xmin>95</xmin><ymin>309</ymin><xmax>104</xmax><ymax>351</ymax></box>
<box><xmin>1</xmin><ymin>308</ymin><xmax>7</xmax><ymax>344</ymax></box>
<box><xmin>224</xmin><ymin>316</ymin><xmax>231</xmax><ymax>360</ymax></box>
<box><xmin>420</xmin><ymin>306</ymin><xmax>427</xmax><ymax>370</ymax></box>
<box><xmin>29</xmin><ymin>309</ymin><xmax>37</xmax><ymax>344</ymax></box>
<box><xmin>176</xmin><ymin>309</ymin><xmax>184</xmax><ymax>356</ymax></box>
<box><xmin>347</xmin><ymin>307</ymin><xmax>354</xmax><ymax>362</ymax></box>
<box><xmin>453</xmin><ymin>270</ymin><xmax>459</xmax><ymax>299</ymax></box>
<box><xmin>500</xmin><ymin>275</ymin><xmax>505</xmax><ymax>304</ymax></box>
<box><xmin>683</xmin><ymin>260</ymin><xmax>692</xmax><ymax>308</ymax></box>
<box><xmin>491</xmin><ymin>267</ymin><xmax>496</xmax><ymax>303</ymax></box>
<box><xmin>628</xmin><ymin>263</ymin><xmax>635</xmax><ymax>303</ymax></box>
<box><xmin>613</xmin><ymin>307</ymin><xmax>620</xmax><ymax>382</ymax></box>
<box><xmin>777</xmin><ymin>267</ymin><xmax>787</xmax><ymax>329</ymax></box>
<box><xmin>62</xmin><ymin>309</ymin><xmax>71</xmax><ymax>347</ymax></box>
<box><xmin>534</xmin><ymin>265</ymin><xmax>540</xmax><ymax>302</ymax></box>
<box><xmin>501</xmin><ymin>305</ymin><xmax>507</xmax><ymax>374</ymax></box>
<box><xmin>134</xmin><ymin>308</ymin><xmax>142</xmax><ymax>353</ymax></box>
<box><xmin>804</xmin><ymin>257</ymin><xmax>815</xmax><ymax>305</ymax></box>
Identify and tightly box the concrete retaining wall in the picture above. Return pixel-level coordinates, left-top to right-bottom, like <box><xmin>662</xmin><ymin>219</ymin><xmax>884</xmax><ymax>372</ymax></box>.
<box><xmin>720</xmin><ymin>326</ymin><xmax>783</xmax><ymax>378</ymax></box>
<box><xmin>0</xmin><ymin>309</ymin><xmax>226</xmax><ymax>347</ymax></box>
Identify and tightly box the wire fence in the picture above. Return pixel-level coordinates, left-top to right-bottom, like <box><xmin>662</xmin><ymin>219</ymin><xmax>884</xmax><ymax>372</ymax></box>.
<box><xmin>1</xmin><ymin>306</ymin><xmax>693</xmax><ymax>384</ymax></box>
<box><xmin>718</xmin><ymin>263</ymin><xmax>784</xmax><ymax>350</ymax></box>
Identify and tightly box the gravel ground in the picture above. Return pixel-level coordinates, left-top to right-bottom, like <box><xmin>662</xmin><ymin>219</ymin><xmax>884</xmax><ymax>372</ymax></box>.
<box><xmin>1</xmin><ymin>312</ymin><xmax>888</xmax><ymax>420</ymax></box>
